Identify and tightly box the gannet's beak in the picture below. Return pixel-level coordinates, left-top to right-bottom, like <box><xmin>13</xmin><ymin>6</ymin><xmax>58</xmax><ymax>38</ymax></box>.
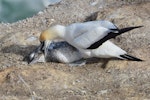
<box><xmin>43</xmin><ymin>40</ymin><xmax>52</xmax><ymax>57</ymax></box>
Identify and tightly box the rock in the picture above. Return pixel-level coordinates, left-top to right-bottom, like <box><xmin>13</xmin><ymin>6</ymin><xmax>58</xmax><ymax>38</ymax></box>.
<box><xmin>0</xmin><ymin>0</ymin><xmax>150</xmax><ymax>99</ymax></box>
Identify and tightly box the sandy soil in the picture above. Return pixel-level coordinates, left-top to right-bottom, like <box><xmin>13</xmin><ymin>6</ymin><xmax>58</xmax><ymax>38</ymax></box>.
<box><xmin>0</xmin><ymin>0</ymin><xmax>150</xmax><ymax>100</ymax></box>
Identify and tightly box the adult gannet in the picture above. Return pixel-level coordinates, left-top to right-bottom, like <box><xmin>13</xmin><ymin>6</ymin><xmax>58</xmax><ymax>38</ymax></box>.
<box><xmin>39</xmin><ymin>20</ymin><xmax>143</xmax><ymax>61</ymax></box>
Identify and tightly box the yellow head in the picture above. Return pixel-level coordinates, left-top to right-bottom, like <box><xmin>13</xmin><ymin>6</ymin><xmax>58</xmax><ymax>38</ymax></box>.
<box><xmin>39</xmin><ymin>25</ymin><xmax>65</xmax><ymax>56</ymax></box>
<box><xmin>39</xmin><ymin>25</ymin><xmax>65</xmax><ymax>42</ymax></box>
<box><xmin>39</xmin><ymin>29</ymin><xmax>57</xmax><ymax>42</ymax></box>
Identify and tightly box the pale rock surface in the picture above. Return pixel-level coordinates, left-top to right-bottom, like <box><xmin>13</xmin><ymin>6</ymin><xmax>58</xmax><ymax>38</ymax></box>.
<box><xmin>0</xmin><ymin>0</ymin><xmax>150</xmax><ymax>99</ymax></box>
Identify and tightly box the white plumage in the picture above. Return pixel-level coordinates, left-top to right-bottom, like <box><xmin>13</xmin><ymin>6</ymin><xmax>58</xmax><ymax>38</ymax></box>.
<box><xmin>38</xmin><ymin>20</ymin><xmax>142</xmax><ymax>62</ymax></box>
<box><xmin>91</xmin><ymin>40</ymin><xmax>126</xmax><ymax>58</ymax></box>
<box><xmin>64</xmin><ymin>21</ymin><xmax>117</xmax><ymax>49</ymax></box>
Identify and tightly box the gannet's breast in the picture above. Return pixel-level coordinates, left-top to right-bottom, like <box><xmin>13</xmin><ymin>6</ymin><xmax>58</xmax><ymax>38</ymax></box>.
<box><xmin>46</xmin><ymin>41</ymin><xmax>83</xmax><ymax>63</ymax></box>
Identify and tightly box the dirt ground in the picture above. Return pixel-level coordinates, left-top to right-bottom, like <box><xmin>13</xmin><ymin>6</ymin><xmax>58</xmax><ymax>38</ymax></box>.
<box><xmin>0</xmin><ymin>0</ymin><xmax>150</xmax><ymax>100</ymax></box>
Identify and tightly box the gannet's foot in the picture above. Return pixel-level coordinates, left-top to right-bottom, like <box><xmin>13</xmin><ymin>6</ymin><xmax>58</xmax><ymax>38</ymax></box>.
<box><xmin>68</xmin><ymin>60</ymin><xmax>86</xmax><ymax>67</ymax></box>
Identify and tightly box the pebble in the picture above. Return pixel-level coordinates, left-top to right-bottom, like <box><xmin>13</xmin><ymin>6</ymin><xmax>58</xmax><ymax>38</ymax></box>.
<box><xmin>26</xmin><ymin>36</ymin><xmax>37</xmax><ymax>42</ymax></box>
<box><xmin>90</xmin><ymin>0</ymin><xmax>98</xmax><ymax>6</ymax></box>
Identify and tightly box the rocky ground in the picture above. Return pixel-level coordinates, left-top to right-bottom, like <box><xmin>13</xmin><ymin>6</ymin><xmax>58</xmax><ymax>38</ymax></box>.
<box><xmin>0</xmin><ymin>0</ymin><xmax>150</xmax><ymax>100</ymax></box>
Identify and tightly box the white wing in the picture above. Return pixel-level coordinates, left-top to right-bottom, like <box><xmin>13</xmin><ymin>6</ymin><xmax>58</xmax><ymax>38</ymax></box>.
<box><xmin>98</xmin><ymin>20</ymin><xmax>118</xmax><ymax>29</ymax></box>
<box><xmin>73</xmin><ymin>27</ymin><xmax>111</xmax><ymax>48</ymax></box>
<box><xmin>65</xmin><ymin>20</ymin><xmax>118</xmax><ymax>49</ymax></box>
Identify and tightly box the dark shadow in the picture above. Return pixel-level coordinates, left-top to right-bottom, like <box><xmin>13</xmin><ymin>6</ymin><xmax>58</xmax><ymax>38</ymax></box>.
<box><xmin>1</xmin><ymin>44</ymin><xmax>37</xmax><ymax>56</ymax></box>
<box><xmin>1</xmin><ymin>44</ymin><xmax>37</xmax><ymax>60</ymax></box>
<box><xmin>84</xmin><ymin>11</ymin><xmax>99</xmax><ymax>22</ymax></box>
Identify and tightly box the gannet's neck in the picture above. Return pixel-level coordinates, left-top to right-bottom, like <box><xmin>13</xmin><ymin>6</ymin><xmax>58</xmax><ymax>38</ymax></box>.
<box><xmin>52</xmin><ymin>25</ymin><xmax>66</xmax><ymax>38</ymax></box>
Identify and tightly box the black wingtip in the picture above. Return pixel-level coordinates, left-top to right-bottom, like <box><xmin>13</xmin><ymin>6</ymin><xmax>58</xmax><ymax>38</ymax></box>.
<box><xmin>120</xmin><ymin>54</ymin><xmax>143</xmax><ymax>61</ymax></box>
<box><xmin>119</xmin><ymin>25</ymin><xmax>143</xmax><ymax>34</ymax></box>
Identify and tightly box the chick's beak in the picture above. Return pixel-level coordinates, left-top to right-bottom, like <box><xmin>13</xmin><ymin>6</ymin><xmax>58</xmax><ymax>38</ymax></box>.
<box><xmin>26</xmin><ymin>40</ymin><xmax>52</xmax><ymax>64</ymax></box>
<box><xmin>27</xmin><ymin>42</ymin><xmax>45</xmax><ymax>64</ymax></box>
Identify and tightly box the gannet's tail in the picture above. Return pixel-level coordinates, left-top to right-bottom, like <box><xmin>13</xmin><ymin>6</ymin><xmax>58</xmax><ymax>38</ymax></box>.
<box><xmin>118</xmin><ymin>26</ymin><xmax>143</xmax><ymax>35</ymax></box>
<box><xmin>87</xmin><ymin>26</ymin><xmax>143</xmax><ymax>49</ymax></box>
<box><xmin>120</xmin><ymin>54</ymin><xmax>143</xmax><ymax>61</ymax></box>
<box><xmin>110</xmin><ymin>26</ymin><xmax>143</xmax><ymax>37</ymax></box>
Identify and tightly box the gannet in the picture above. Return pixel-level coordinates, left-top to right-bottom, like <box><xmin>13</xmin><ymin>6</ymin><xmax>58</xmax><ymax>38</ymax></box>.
<box><xmin>39</xmin><ymin>20</ymin><xmax>143</xmax><ymax>61</ymax></box>
<box><xmin>27</xmin><ymin>41</ymin><xmax>83</xmax><ymax>64</ymax></box>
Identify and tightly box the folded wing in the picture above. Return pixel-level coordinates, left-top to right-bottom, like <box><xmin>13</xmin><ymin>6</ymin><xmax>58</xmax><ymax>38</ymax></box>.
<box><xmin>66</xmin><ymin>20</ymin><xmax>118</xmax><ymax>49</ymax></box>
<box><xmin>73</xmin><ymin>27</ymin><xmax>116</xmax><ymax>49</ymax></box>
